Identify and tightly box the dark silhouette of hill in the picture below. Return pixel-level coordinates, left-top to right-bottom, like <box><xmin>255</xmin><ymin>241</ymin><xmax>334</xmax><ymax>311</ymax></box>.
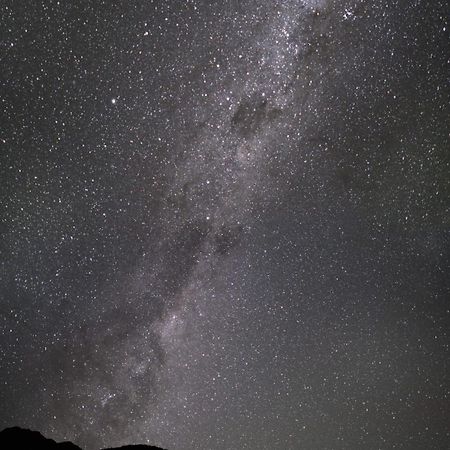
<box><xmin>103</xmin><ymin>447</ymin><xmax>166</xmax><ymax>450</ymax></box>
<box><xmin>0</xmin><ymin>427</ymin><xmax>82</xmax><ymax>450</ymax></box>
<box><xmin>0</xmin><ymin>427</ymin><xmax>166</xmax><ymax>450</ymax></box>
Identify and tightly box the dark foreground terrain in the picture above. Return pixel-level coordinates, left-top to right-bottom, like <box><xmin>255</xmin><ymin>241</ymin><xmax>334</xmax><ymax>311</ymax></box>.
<box><xmin>0</xmin><ymin>427</ymin><xmax>166</xmax><ymax>450</ymax></box>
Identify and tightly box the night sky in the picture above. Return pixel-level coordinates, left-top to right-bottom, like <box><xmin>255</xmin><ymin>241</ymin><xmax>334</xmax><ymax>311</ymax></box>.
<box><xmin>1</xmin><ymin>1</ymin><xmax>449</xmax><ymax>449</ymax></box>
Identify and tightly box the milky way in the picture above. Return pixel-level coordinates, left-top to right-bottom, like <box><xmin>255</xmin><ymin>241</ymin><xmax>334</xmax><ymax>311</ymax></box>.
<box><xmin>1</xmin><ymin>1</ymin><xmax>449</xmax><ymax>449</ymax></box>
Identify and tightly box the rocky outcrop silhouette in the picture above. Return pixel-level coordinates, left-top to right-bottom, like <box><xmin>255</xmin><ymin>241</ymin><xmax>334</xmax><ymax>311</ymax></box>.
<box><xmin>0</xmin><ymin>427</ymin><xmax>166</xmax><ymax>450</ymax></box>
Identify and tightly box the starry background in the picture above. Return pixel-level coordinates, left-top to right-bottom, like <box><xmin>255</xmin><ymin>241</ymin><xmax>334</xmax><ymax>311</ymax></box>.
<box><xmin>1</xmin><ymin>1</ymin><xmax>449</xmax><ymax>449</ymax></box>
